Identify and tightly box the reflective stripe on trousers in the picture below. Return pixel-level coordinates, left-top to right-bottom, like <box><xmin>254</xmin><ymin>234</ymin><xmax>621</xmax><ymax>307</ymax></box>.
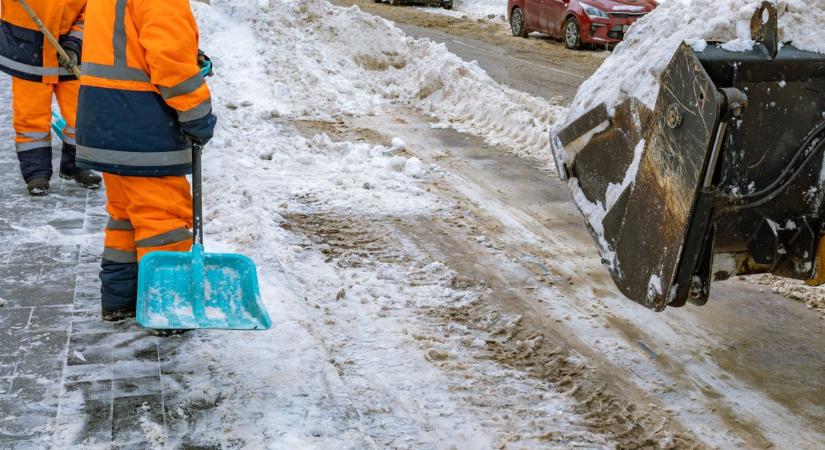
<box><xmin>12</xmin><ymin>78</ymin><xmax>80</xmax><ymax>180</ymax></box>
<box><xmin>102</xmin><ymin>173</ymin><xmax>194</xmax><ymax>262</ymax></box>
<box><xmin>62</xmin><ymin>125</ymin><xmax>77</xmax><ymax>145</ymax></box>
<box><xmin>104</xmin><ymin>216</ymin><xmax>137</xmax><ymax>263</ymax></box>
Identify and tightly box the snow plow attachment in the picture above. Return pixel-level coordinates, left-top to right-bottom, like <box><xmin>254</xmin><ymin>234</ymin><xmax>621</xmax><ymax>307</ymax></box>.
<box><xmin>552</xmin><ymin>3</ymin><xmax>825</xmax><ymax>310</ymax></box>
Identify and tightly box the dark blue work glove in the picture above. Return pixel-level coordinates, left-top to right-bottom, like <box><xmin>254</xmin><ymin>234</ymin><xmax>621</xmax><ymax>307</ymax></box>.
<box><xmin>181</xmin><ymin>112</ymin><xmax>217</xmax><ymax>147</ymax></box>
<box><xmin>59</xmin><ymin>39</ymin><xmax>81</xmax><ymax>72</ymax></box>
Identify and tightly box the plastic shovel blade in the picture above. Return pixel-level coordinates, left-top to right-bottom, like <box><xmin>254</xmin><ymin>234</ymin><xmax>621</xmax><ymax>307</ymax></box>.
<box><xmin>136</xmin><ymin>246</ymin><xmax>272</xmax><ymax>330</ymax></box>
<box><xmin>51</xmin><ymin>110</ymin><xmax>66</xmax><ymax>141</ymax></box>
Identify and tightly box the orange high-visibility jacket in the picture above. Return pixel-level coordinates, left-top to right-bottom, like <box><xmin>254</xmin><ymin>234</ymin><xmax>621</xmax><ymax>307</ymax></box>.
<box><xmin>0</xmin><ymin>0</ymin><xmax>85</xmax><ymax>83</ymax></box>
<box><xmin>76</xmin><ymin>0</ymin><xmax>214</xmax><ymax>177</ymax></box>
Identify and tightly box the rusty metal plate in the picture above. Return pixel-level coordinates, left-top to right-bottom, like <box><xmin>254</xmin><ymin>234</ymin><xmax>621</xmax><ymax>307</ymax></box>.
<box><xmin>556</xmin><ymin>44</ymin><xmax>722</xmax><ymax>310</ymax></box>
<box><xmin>611</xmin><ymin>44</ymin><xmax>722</xmax><ymax>310</ymax></box>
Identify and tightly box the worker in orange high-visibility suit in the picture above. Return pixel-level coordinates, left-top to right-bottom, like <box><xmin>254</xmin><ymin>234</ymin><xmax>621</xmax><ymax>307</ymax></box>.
<box><xmin>75</xmin><ymin>0</ymin><xmax>216</xmax><ymax>321</ymax></box>
<box><xmin>0</xmin><ymin>0</ymin><xmax>102</xmax><ymax>195</ymax></box>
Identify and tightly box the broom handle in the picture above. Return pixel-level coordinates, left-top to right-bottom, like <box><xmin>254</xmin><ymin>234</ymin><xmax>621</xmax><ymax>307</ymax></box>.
<box><xmin>15</xmin><ymin>0</ymin><xmax>82</xmax><ymax>79</ymax></box>
<box><xmin>192</xmin><ymin>142</ymin><xmax>204</xmax><ymax>246</ymax></box>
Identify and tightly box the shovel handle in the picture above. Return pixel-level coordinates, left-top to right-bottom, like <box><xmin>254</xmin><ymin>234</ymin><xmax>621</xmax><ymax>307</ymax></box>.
<box><xmin>15</xmin><ymin>0</ymin><xmax>82</xmax><ymax>79</ymax></box>
<box><xmin>192</xmin><ymin>142</ymin><xmax>204</xmax><ymax>246</ymax></box>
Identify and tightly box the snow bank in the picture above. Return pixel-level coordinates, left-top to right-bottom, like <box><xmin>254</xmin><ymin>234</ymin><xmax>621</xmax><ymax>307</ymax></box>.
<box><xmin>750</xmin><ymin>274</ymin><xmax>825</xmax><ymax>316</ymax></box>
<box><xmin>454</xmin><ymin>0</ymin><xmax>505</xmax><ymax>19</ymax></box>
<box><xmin>563</xmin><ymin>0</ymin><xmax>825</xmax><ymax>125</ymax></box>
<box><xmin>221</xmin><ymin>0</ymin><xmax>563</xmax><ymax>164</ymax></box>
<box><xmin>422</xmin><ymin>0</ymin><xmax>507</xmax><ymax>21</ymax></box>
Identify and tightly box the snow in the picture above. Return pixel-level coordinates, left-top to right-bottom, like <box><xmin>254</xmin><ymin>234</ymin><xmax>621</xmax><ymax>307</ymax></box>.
<box><xmin>418</xmin><ymin>0</ymin><xmax>506</xmax><ymax>21</ymax></box>
<box><xmin>403</xmin><ymin>156</ymin><xmax>425</xmax><ymax>177</ymax></box>
<box><xmin>613</xmin><ymin>5</ymin><xmax>646</xmax><ymax>12</ymax></box>
<box><xmin>750</xmin><ymin>274</ymin><xmax>825</xmax><ymax>316</ymax></box>
<box><xmin>3</xmin><ymin>0</ymin><xmax>821</xmax><ymax>446</ymax></box>
<box><xmin>605</xmin><ymin>138</ymin><xmax>645</xmax><ymax>211</ymax></box>
<box><xmin>0</xmin><ymin>0</ymin><xmax>589</xmax><ymax>444</ymax></box>
<box><xmin>390</xmin><ymin>136</ymin><xmax>407</xmax><ymax>151</ymax></box>
<box><xmin>646</xmin><ymin>274</ymin><xmax>663</xmax><ymax>300</ymax></box>
<box><xmin>256</xmin><ymin>0</ymin><xmax>565</xmax><ymax>163</ymax></box>
<box><xmin>71</xmin><ymin>350</ymin><xmax>87</xmax><ymax>363</ymax></box>
<box><xmin>562</xmin><ymin>0</ymin><xmax>825</xmax><ymax>125</ymax></box>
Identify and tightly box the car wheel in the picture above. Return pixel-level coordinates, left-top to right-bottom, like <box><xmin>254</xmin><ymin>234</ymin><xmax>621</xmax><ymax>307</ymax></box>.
<box><xmin>442</xmin><ymin>1</ymin><xmax>453</xmax><ymax>9</ymax></box>
<box><xmin>563</xmin><ymin>17</ymin><xmax>582</xmax><ymax>50</ymax></box>
<box><xmin>510</xmin><ymin>7</ymin><xmax>528</xmax><ymax>38</ymax></box>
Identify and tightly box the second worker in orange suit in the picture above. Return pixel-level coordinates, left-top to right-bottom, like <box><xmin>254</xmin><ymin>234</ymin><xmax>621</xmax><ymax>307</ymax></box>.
<box><xmin>0</xmin><ymin>0</ymin><xmax>102</xmax><ymax>195</ymax></box>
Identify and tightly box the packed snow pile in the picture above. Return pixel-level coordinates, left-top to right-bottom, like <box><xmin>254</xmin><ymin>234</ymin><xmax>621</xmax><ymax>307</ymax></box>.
<box><xmin>455</xmin><ymin>0</ymin><xmax>507</xmax><ymax>20</ymax></box>
<box><xmin>563</xmin><ymin>0</ymin><xmax>825</xmax><ymax>125</ymax></box>
<box><xmin>425</xmin><ymin>0</ymin><xmax>506</xmax><ymax>20</ymax></box>
<box><xmin>217</xmin><ymin>0</ymin><xmax>563</xmax><ymax>163</ymax></box>
<box><xmin>750</xmin><ymin>274</ymin><xmax>825</xmax><ymax>316</ymax></box>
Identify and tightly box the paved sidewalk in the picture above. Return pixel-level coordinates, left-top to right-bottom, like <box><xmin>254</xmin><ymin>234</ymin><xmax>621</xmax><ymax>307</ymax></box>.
<box><xmin>0</xmin><ymin>76</ymin><xmax>213</xmax><ymax>449</ymax></box>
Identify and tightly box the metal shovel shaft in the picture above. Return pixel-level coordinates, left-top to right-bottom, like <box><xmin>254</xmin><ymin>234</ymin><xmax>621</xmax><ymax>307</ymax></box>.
<box><xmin>190</xmin><ymin>142</ymin><xmax>206</xmax><ymax>317</ymax></box>
<box><xmin>192</xmin><ymin>142</ymin><xmax>204</xmax><ymax>246</ymax></box>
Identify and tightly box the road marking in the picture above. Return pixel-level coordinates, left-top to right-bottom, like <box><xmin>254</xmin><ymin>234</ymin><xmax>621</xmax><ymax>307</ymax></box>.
<box><xmin>449</xmin><ymin>39</ymin><xmax>585</xmax><ymax>80</ymax></box>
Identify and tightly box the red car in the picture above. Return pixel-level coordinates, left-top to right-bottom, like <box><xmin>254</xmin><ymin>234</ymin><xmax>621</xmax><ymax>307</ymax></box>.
<box><xmin>508</xmin><ymin>0</ymin><xmax>658</xmax><ymax>49</ymax></box>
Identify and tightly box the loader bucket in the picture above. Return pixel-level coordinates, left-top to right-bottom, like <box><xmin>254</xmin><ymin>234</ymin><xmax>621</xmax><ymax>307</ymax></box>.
<box><xmin>552</xmin><ymin>2</ymin><xmax>825</xmax><ymax>310</ymax></box>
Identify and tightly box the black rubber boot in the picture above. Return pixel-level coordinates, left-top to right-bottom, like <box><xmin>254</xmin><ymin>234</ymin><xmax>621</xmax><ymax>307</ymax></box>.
<box><xmin>60</xmin><ymin>143</ymin><xmax>101</xmax><ymax>189</ymax></box>
<box><xmin>100</xmin><ymin>259</ymin><xmax>138</xmax><ymax>322</ymax></box>
<box><xmin>27</xmin><ymin>178</ymin><xmax>50</xmax><ymax>196</ymax></box>
<box><xmin>101</xmin><ymin>308</ymin><xmax>136</xmax><ymax>322</ymax></box>
<box><xmin>60</xmin><ymin>169</ymin><xmax>102</xmax><ymax>189</ymax></box>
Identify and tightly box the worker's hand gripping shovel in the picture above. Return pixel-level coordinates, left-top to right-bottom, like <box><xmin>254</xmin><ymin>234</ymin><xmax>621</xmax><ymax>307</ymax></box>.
<box><xmin>14</xmin><ymin>0</ymin><xmax>81</xmax><ymax>78</ymax></box>
<box><xmin>136</xmin><ymin>143</ymin><xmax>273</xmax><ymax>330</ymax></box>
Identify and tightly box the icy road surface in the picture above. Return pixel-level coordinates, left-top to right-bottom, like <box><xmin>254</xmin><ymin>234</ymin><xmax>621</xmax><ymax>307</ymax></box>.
<box><xmin>0</xmin><ymin>0</ymin><xmax>823</xmax><ymax>448</ymax></box>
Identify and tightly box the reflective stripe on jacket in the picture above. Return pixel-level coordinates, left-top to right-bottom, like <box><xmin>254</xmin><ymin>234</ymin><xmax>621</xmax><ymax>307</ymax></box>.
<box><xmin>75</xmin><ymin>0</ymin><xmax>213</xmax><ymax>177</ymax></box>
<box><xmin>0</xmin><ymin>0</ymin><xmax>85</xmax><ymax>83</ymax></box>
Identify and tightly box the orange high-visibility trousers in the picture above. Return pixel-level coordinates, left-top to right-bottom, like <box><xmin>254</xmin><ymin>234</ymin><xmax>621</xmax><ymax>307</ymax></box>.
<box><xmin>12</xmin><ymin>77</ymin><xmax>80</xmax><ymax>181</ymax></box>
<box><xmin>102</xmin><ymin>173</ymin><xmax>194</xmax><ymax>264</ymax></box>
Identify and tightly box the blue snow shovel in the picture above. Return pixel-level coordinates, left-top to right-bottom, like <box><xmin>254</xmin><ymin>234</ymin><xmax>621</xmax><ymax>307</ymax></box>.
<box><xmin>135</xmin><ymin>143</ymin><xmax>272</xmax><ymax>330</ymax></box>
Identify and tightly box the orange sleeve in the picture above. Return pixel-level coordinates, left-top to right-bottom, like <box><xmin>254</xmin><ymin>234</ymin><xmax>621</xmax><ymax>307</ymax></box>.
<box><xmin>70</xmin><ymin>5</ymin><xmax>85</xmax><ymax>38</ymax></box>
<box><xmin>132</xmin><ymin>0</ymin><xmax>212</xmax><ymax>119</ymax></box>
